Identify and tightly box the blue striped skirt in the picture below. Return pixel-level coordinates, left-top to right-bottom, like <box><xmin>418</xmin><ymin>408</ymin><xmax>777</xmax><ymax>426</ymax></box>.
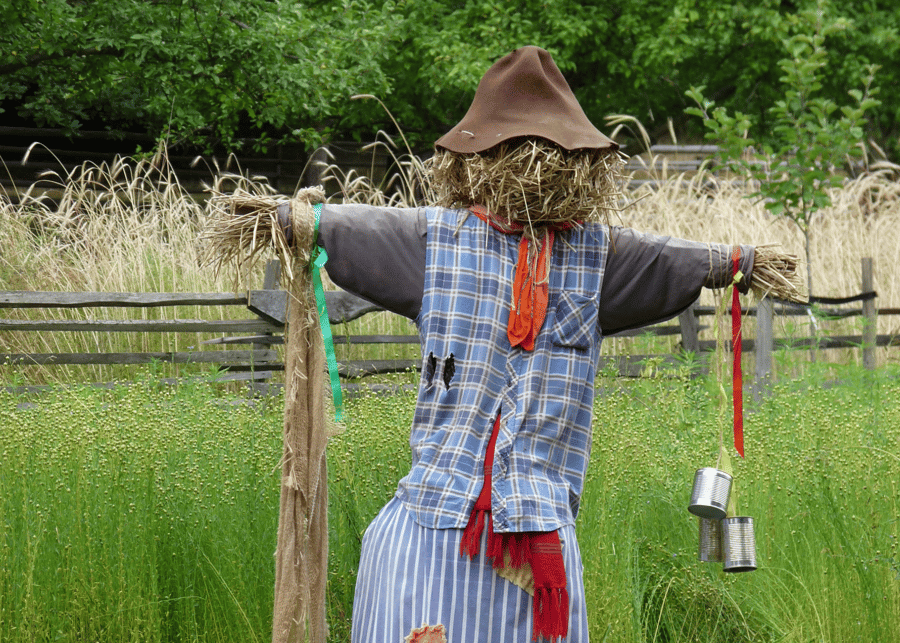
<box><xmin>351</xmin><ymin>496</ymin><xmax>589</xmax><ymax>642</ymax></box>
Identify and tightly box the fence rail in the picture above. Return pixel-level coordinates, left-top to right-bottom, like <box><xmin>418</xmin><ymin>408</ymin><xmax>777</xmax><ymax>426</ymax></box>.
<box><xmin>1</xmin><ymin>259</ymin><xmax>893</xmax><ymax>394</ymax></box>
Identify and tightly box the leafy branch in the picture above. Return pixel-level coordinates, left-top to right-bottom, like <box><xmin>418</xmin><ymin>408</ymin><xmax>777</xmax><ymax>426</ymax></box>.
<box><xmin>686</xmin><ymin>2</ymin><xmax>881</xmax><ymax>295</ymax></box>
<box><xmin>0</xmin><ymin>47</ymin><xmax>123</xmax><ymax>76</ymax></box>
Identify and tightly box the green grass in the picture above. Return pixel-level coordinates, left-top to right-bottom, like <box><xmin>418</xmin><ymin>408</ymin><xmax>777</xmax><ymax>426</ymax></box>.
<box><xmin>2</xmin><ymin>362</ymin><xmax>899</xmax><ymax>642</ymax></box>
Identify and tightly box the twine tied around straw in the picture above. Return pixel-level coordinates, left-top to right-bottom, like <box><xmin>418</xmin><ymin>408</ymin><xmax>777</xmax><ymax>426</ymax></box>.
<box><xmin>201</xmin><ymin>187</ymin><xmax>333</xmax><ymax>643</ymax></box>
<box><xmin>748</xmin><ymin>244</ymin><xmax>807</xmax><ymax>304</ymax></box>
<box><xmin>201</xmin><ymin>186</ymin><xmax>324</xmax><ymax>288</ymax></box>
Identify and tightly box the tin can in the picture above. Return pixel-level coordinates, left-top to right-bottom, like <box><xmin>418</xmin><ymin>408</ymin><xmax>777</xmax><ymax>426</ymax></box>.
<box><xmin>688</xmin><ymin>467</ymin><xmax>732</xmax><ymax>519</ymax></box>
<box><xmin>722</xmin><ymin>516</ymin><xmax>757</xmax><ymax>572</ymax></box>
<box><xmin>698</xmin><ymin>516</ymin><xmax>724</xmax><ymax>562</ymax></box>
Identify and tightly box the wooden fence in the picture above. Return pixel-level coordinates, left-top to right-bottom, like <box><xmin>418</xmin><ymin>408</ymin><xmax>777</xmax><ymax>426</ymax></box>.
<box><xmin>0</xmin><ymin>126</ymin><xmax>716</xmax><ymax>202</ymax></box>
<box><xmin>0</xmin><ymin>126</ymin><xmax>418</xmax><ymax>201</ymax></box>
<box><xmin>2</xmin><ymin>259</ymin><xmax>894</xmax><ymax>396</ymax></box>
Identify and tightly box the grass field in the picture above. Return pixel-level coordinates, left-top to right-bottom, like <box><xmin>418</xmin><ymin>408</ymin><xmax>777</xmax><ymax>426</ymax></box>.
<box><xmin>2</xmin><ymin>145</ymin><xmax>899</xmax><ymax>640</ymax></box>
<box><xmin>2</xmin><ymin>359</ymin><xmax>898</xmax><ymax>642</ymax></box>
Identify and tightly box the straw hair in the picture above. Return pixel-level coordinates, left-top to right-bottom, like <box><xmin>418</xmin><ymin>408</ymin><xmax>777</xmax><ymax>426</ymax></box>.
<box><xmin>426</xmin><ymin>138</ymin><xmax>627</xmax><ymax>235</ymax></box>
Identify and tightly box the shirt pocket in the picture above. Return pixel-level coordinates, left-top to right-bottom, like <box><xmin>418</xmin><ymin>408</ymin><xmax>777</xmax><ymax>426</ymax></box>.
<box><xmin>550</xmin><ymin>292</ymin><xmax>599</xmax><ymax>351</ymax></box>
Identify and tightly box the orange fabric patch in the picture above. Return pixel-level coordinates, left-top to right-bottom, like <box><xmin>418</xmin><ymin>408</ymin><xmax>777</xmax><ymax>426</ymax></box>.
<box><xmin>404</xmin><ymin>623</ymin><xmax>448</xmax><ymax>643</ymax></box>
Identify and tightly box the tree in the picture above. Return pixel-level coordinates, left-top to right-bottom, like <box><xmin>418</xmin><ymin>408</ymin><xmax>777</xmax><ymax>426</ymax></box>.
<box><xmin>375</xmin><ymin>0</ymin><xmax>897</xmax><ymax>154</ymax></box>
<box><xmin>0</xmin><ymin>0</ymin><xmax>398</xmax><ymax>151</ymax></box>
<box><xmin>686</xmin><ymin>1</ymin><xmax>881</xmax><ymax>295</ymax></box>
<box><xmin>2</xmin><ymin>0</ymin><xmax>897</xmax><ymax>156</ymax></box>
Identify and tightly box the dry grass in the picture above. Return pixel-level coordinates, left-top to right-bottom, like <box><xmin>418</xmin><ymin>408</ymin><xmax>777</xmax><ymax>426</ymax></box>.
<box><xmin>2</xmin><ymin>141</ymin><xmax>899</xmax><ymax>383</ymax></box>
<box><xmin>0</xmin><ymin>147</ymin><xmax>250</xmax><ymax>383</ymax></box>
<box><xmin>620</xmin><ymin>168</ymin><xmax>900</xmax><ymax>310</ymax></box>
<box><xmin>320</xmin><ymin>132</ymin><xmax>433</xmax><ymax>209</ymax></box>
<box><xmin>1</xmin><ymin>145</ymin><xmax>231</xmax><ymax>293</ymax></box>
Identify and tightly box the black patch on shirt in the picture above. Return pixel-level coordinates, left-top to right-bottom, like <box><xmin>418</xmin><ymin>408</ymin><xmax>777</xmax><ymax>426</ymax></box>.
<box><xmin>425</xmin><ymin>351</ymin><xmax>437</xmax><ymax>386</ymax></box>
<box><xmin>443</xmin><ymin>353</ymin><xmax>456</xmax><ymax>388</ymax></box>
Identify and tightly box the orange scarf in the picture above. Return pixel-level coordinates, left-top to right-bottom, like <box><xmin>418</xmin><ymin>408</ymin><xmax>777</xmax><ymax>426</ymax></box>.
<box><xmin>469</xmin><ymin>205</ymin><xmax>575</xmax><ymax>351</ymax></box>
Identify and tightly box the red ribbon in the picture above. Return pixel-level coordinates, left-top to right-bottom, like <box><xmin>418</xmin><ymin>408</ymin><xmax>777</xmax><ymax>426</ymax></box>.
<box><xmin>732</xmin><ymin>248</ymin><xmax>744</xmax><ymax>458</ymax></box>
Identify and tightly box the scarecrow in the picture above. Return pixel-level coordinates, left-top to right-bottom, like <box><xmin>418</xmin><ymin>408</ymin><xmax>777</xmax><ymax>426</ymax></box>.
<box><xmin>204</xmin><ymin>46</ymin><xmax>804</xmax><ymax>643</ymax></box>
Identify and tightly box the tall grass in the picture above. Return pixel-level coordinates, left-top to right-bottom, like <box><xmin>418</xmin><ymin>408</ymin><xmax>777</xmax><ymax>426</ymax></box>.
<box><xmin>2</xmin><ymin>361</ymin><xmax>898</xmax><ymax>642</ymax></box>
<box><xmin>623</xmin><ymin>168</ymin><xmax>900</xmax><ymax>309</ymax></box>
<box><xmin>2</xmin><ymin>143</ymin><xmax>899</xmax><ymax>384</ymax></box>
<box><xmin>0</xmin><ymin>375</ymin><xmax>283</xmax><ymax>642</ymax></box>
<box><xmin>582</xmin><ymin>360</ymin><xmax>900</xmax><ymax>641</ymax></box>
<box><xmin>0</xmin><ymin>148</ymin><xmax>261</xmax><ymax>384</ymax></box>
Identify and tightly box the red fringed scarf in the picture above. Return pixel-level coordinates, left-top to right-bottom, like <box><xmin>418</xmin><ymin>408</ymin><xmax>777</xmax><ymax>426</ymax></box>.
<box><xmin>460</xmin><ymin>415</ymin><xmax>569</xmax><ymax>642</ymax></box>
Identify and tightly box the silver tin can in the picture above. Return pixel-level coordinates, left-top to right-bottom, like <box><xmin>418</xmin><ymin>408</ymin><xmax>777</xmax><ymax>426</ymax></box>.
<box><xmin>722</xmin><ymin>516</ymin><xmax>757</xmax><ymax>572</ymax></box>
<box><xmin>688</xmin><ymin>467</ymin><xmax>732</xmax><ymax>519</ymax></box>
<box><xmin>698</xmin><ymin>516</ymin><xmax>724</xmax><ymax>562</ymax></box>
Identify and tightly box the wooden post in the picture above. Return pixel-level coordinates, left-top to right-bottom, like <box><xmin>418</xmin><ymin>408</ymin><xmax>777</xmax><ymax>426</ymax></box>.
<box><xmin>678</xmin><ymin>299</ymin><xmax>700</xmax><ymax>354</ymax></box>
<box><xmin>275</xmin><ymin>143</ymin><xmax>285</xmax><ymax>193</ymax></box>
<box><xmin>678</xmin><ymin>300</ymin><xmax>704</xmax><ymax>377</ymax></box>
<box><xmin>248</xmin><ymin>259</ymin><xmax>282</xmax><ymax>396</ymax></box>
<box><xmin>754</xmin><ymin>297</ymin><xmax>774</xmax><ymax>401</ymax></box>
<box><xmin>862</xmin><ymin>257</ymin><xmax>876</xmax><ymax>370</ymax></box>
<box><xmin>263</xmin><ymin>259</ymin><xmax>282</xmax><ymax>291</ymax></box>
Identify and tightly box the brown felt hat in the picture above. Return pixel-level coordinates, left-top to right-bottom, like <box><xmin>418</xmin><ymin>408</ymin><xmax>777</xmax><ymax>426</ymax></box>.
<box><xmin>435</xmin><ymin>46</ymin><xmax>618</xmax><ymax>154</ymax></box>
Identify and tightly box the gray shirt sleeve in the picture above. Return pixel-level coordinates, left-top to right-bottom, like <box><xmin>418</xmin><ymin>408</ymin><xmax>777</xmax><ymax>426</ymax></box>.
<box><xmin>317</xmin><ymin>203</ymin><xmax>426</xmax><ymax>319</ymax></box>
<box><xmin>599</xmin><ymin>226</ymin><xmax>754</xmax><ymax>335</ymax></box>
<box><xmin>316</xmin><ymin>206</ymin><xmax>754</xmax><ymax>332</ymax></box>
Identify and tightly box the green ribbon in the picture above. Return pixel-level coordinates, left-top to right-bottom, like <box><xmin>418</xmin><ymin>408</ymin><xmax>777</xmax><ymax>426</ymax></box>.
<box><xmin>311</xmin><ymin>203</ymin><xmax>343</xmax><ymax>422</ymax></box>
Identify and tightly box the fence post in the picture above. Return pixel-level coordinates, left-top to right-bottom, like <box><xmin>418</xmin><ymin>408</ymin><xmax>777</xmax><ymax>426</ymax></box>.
<box><xmin>754</xmin><ymin>297</ymin><xmax>774</xmax><ymax>401</ymax></box>
<box><xmin>263</xmin><ymin>259</ymin><xmax>281</xmax><ymax>291</ymax></box>
<box><xmin>678</xmin><ymin>299</ymin><xmax>700</xmax><ymax>354</ymax></box>
<box><xmin>862</xmin><ymin>257</ymin><xmax>876</xmax><ymax>370</ymax></box>
<box><xmin>247</xmin><ymin>260</ymin><xmax>283</xmax><ymax>396</ymax></box>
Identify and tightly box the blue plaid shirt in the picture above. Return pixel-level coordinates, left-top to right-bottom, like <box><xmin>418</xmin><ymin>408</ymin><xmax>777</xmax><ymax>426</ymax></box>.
<box><xmin>396</xmin><ymin>207</ymin><xmax>609</xmax><ymax>533</ymax></box>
